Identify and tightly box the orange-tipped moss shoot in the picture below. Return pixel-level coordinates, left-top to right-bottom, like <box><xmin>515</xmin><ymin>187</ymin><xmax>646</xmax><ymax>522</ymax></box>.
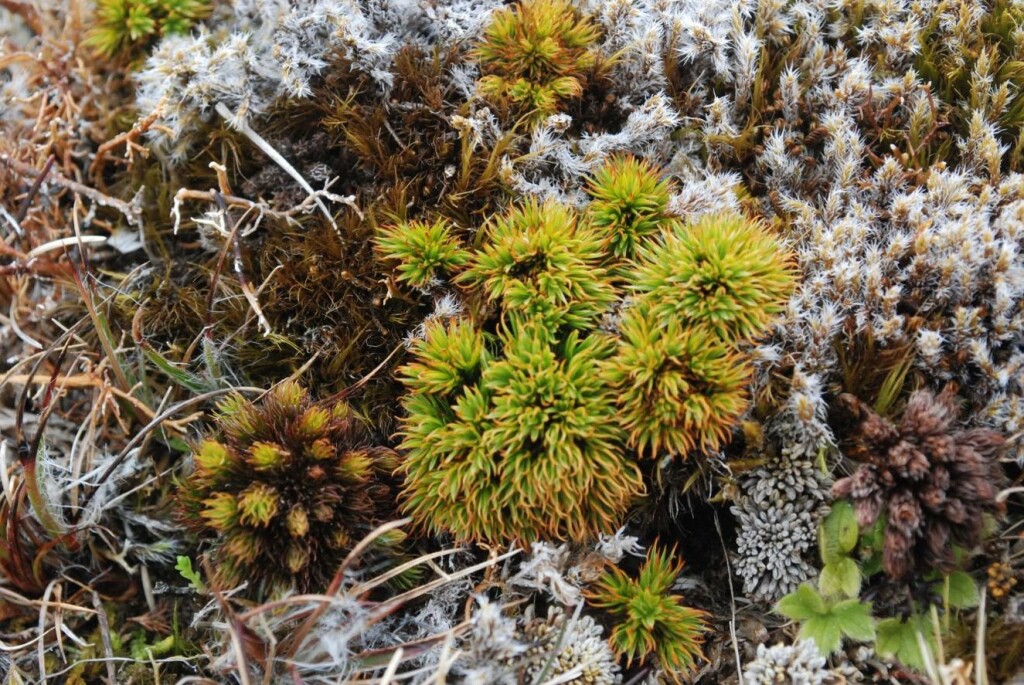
<box><xmin>458</xmin><ymin>199</ymin><xmax>615</xmax><ymax>331</ymax></box>
<box><xmin>473</xmin><ymin>0</ymin><xmax>599</xmax><ymax>122</ymax></box>
<box><xmin>630</xmin><ymin>213</ymin><xmax>797</xmax><ymax>343</ymax></box>
<box><xmin>587</xmin><ymin>545</ymin><xmax>708</xmax><ymax>680</ymax></box>
<box><xmin>603</xmin><ymin>302</ymin><xmax>751</xmax><ymax>457</ymax></box>
<box><xmin>85</xmin><ymin>0</ymin><xmax>211</xmax><ymax>59</ymax></box>
<box><xmin>179</xmin><ymin>382</ymin><xmax>401</xmax><ymax>595</ymax></box>
<box><xmin>375</xmin><ymin>218</ymin><xmax>471</xmax><ymax>291</ymax></box>
<box><xmin>586</xmin><ymin>155</ymin><xmax>678</xmax><ymax>262</ymax></box>
<box><xmin>397</xmin><ymin>317</ymin><xmax>643</xmax><ymax>543</ymax></box>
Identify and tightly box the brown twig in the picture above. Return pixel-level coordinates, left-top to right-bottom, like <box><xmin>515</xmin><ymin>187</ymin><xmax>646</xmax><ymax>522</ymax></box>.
<box><xmin>14</xmin><ymin>154</ymin><xmax>55</xmax><ymax>226</ymax></box>
<box><xmin>91</xmin><ymin>591</ymin><xmax>118</xmax><ymax>685</ymax></box>
<box><xmin>89</xmin><ymin>100</ymin><xmax>165</xmax><ymax>181</ymax></box>
<box><xmin>1</xmin><ymin>154</ymin><xmax>143</xmax><ymax>227</ymax></box>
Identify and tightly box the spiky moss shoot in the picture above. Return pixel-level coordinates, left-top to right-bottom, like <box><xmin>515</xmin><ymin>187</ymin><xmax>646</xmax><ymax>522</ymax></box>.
<box><xmin>375</xmin><ymin>218</ymin><xmax>471</xmax><ymax>291</ymax></box>
<box><xmin>179</xmin><ymin>382</ymin><xmax>401</xmax><ymax>595</ymax></box>
<box><xmin>398</xmin><ymin>317</ymin><xmax>643</xmax><ymax>543</ymax></box>
<box><xmin>85</xmin><ymin>0</ymin><xmax>211</xmax><ymax>59</ymax></box>
<box><xmin>586</xmin><ymin>545</ymin><xmax>708</xmax><ymax>680</ymax></box>
<box><xmin>459</xmin><ymin>199</ymin><xmax>615</xmax><ymax>331</ymax></box>
<box><xmin>398</xmin><ymin>318</ymin><xmax>489</xmax><ymax>397</ymax></box>
<box><xmin>630</xmin><ymin>213</ymin><xmax>796</xmax><ymax>343</ymax></box>
<box><xmin>586</xmin><ymin>156</ymin><xmax>678</xmax><ymax>263</ymax></box>
<box><xmin>473</xmin><ymin>0</ymin><xmax>599</xmax><ymax>123</ymax></box>
<box><xmin>604</xmin><ymin>303</ymin><xmax>751</xmax><ymax>458</ymax></box>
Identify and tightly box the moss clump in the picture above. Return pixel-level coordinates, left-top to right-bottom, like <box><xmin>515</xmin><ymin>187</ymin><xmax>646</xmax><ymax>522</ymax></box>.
<box><xmin>629</xmin><ymin>213</ymin><xmax>796</xmax><ymax>343</ymax></box>
<box><xmin>474</xmin><ymin>0</ymin><xmax>600</xmax><ymax>123</ymax></box>
<box><xmin>603</xmin><ymin>302</ymin><xmax>751</xmax><ymax>457</ymax></box>
<box><xmin>459</xmin><ymin>198</ymin><xmax>615</xmax><ymax>331</ymax></box>
<box><xmin>586</xmin><ymin>155</ymin><xmax>678</xmax><ymax>263</ymax></box>
<box><xmin>398</xmin><ymin>318</ymin><xmax>643</xmax><ymax>543</ymax></box>
<box><xmin>375</xmin><ymin>218</ymin><xmax>471</xmax><ymax>291</ymax></box>
<box><xmin>179</xmin><ymin>382</ymin><xmax>401</xmax><ymax>594</ymax></box>
<box><xmin>396</xmin><ymin>199</ymin><xmax>795</xmax><ymax>542</ymax></box>
<box><xmin>586</xmin><ymin>545</ymin><xmax>708</xmax><ymax>680</ymax></box>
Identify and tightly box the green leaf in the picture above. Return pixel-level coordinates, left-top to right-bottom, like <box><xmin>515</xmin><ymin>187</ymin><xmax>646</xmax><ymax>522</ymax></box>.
<box><xmin>167</xmin><ymin>437</ymin><xmax>191</xmax><ymax>453</ymax></box>
<box><xmin>778</xmin><ymin>585</ymin><xmax>874</xmax><ymax>655</ymax></box>
<box><xmin>821</xmin><ymin>501</ymin><xmax>859</xmax><ymax>562</ymax></box>
<box><xmin>800</xmin><ymin>614</ymin><xmax>844</xmax><ymax>654</ymax></box>
<box><xmin>830</xmin><ymin>599</ymin><xmax>875</xmax><ymax>642</ymax></box>
<box><xmin>820</xmin><ymin>557</ymin><xmax>862</xmax><ymax>599</ymax></box>
<box><xmin>776</xmin><ymin>583</ymin><xmax>827</xmax><ymax>620</ymax></box>
<box><xmin>859</xmin><ymin>516</ymin><xmax>885</xmax><ymax>576</ymax></box>
<box><xmin>145</xmin><ymin>347</ymin><xmax>208</xmax><ymax>392</ymax></box>
<box><xmin>876</xmin><ymin>616</ymin><xmax>935</xmax><ymax>671</ymax></box>
<box><xmin>940</xmin><ymin>570</ymin><xmax>979</xmax><ymax>609</ymax></box>
<box><xmin>175</xmin><ymin>556</ymin><xmax>204</xmax><ymax>592</ymax></box>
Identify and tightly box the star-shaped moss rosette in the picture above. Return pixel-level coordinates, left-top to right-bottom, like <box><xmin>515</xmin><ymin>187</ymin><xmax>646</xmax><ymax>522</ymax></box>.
<box><xmin>586</xmin><ymin>545</ymin><xmax>708</xmax><ymax>681</ymax></box>
<box><xmin>629</xmin><ymin>212</ymin><xmax>797</xmax><ymax>344</ymax></box>
<box><xmin>375</xmin><ymin>217</ymin><xmax>471</xmax><ymax>291</ymax></box>
<box><xmin>586</xmin><ymin>155</ymin><xmax>679</xmax><ymax>263</ymax></box>
<box><xmin>473</xmin><ymin>0</ymin><xmax>600</xmax><ymax>123</ymax></box>
<box><xmin>179</xmin><ymin>382</ymin><xmax>402</xmax><ymax>595</ymax></box>
<box><xmin>603</xmin><ymin>301</ymin><xmax>752</xmax><ymax>457</ymax></box>
<box><xmin>459</xmin><ymin>198</ymin><xmax>616</xmax><ymax>332</ymax></box>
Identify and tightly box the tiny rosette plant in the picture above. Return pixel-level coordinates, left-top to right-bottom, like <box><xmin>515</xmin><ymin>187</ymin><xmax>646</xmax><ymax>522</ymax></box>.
<box><xmin>459</xmin><ymin>199</ymin><xmax>615</xmax><ymax>331</ymax></box>
<box><xmin>603</xmin><ymin>302</ymin><xmax>751</xmax><ymax>457</ymax></box>
<box><xmin>397</xmin><ymin>317</ymin><xmax>643</xmax><ymax>543</ymax></box>
<box><xmin>473</xmin><ymin>0</ymin><xmax>599</xmax><ymax>122</ymax></box>
<box><xmin>586</xmin><ymin>155</ymin><xmax>678</xmax><ymax>262</ymax></box>
<box><xmin>179</xmin><ymin>382</ymin><xmax>401</xmax><ymax>595</ymax></box>
<box><xmin>586</xmin><ymin>545</ymin><xmax>708</xmax><ymax>680</ymax></box>
<box><xmin>375</xmin><ymin>218</ymin><xmax>470</xmax><ymax>291</ymax></box>
<box><xmin>630</xmin><ymin>213</ymin><xmax>796</xmax><ymax>343</ymax></box>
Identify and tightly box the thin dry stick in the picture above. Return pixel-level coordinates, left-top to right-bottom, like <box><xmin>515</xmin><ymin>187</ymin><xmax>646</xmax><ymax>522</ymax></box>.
<box><xmin>975</xmin><ymin>588</ymin><xmax>988</xmax><ymax>685</ymax></box>
<box><xmin>714</xmin><ymin>509</ymin><xmax>744</xmax><ymax>685</ymax></box>
<box><xmin>322</xmin><ymin>341</ymin><xmax>407</xmax><ymax>406</ymax></box>
<box><xmin>214</xmin><ymin>192</ymin><xmax>271</xmax><ymax>335</ymax></box>
<box><xmin>350</xmin><ymin>548</ymin><xmax>464</xmax><ymax>596</ymax></box>
<box><xmin>280</xmin><ymin>518</ymin><xmax>415</xmax><ymax>657</ymax></box>
<box><xmin>91</xmin><ymin>591</ymin><xmax>118</xmax><ymax>685</ymax></box>
<box><xmin>0</xmin><ymin>585</ymin><xmax>96</xmax><ymax>614</ymax></box>
<box><xmin>37</xmin><ymin>578</ymin><xmax>62</xmax><ymax>681</ymax></box>
<box><xmin>379</xmin><ymin>647</ymin><xmax>404</xmax><ymax>685</ymax></box>
<box><xmin>225</xmin><ymin>615</ymin><xmax>255</xmax><ymax>685</ymax></box>
<box><xmin>76</xmin><ymin>386</ymin><xmax>265</xmax><ymax>517</ymax></box>
<box><xmin>15</xmin><ymin>154</ymin><xmax>55</xmax><ymax>225</ymax></box>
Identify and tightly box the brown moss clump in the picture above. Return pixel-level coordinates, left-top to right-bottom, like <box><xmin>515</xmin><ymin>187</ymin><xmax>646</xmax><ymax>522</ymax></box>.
<box><xmin>179</xmin><ymin>382</ymin><xmax>401</xmax><ymax>594</ymax></box>
<box><xmin>833</xmin><ymin>387</ymin><xmax>1005</xmax><ymax>581</ymax></box>
<box><xmin>320</xmin><ymin>45</ymin><xmax>510</xmax><ymax>226</ymax></box>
